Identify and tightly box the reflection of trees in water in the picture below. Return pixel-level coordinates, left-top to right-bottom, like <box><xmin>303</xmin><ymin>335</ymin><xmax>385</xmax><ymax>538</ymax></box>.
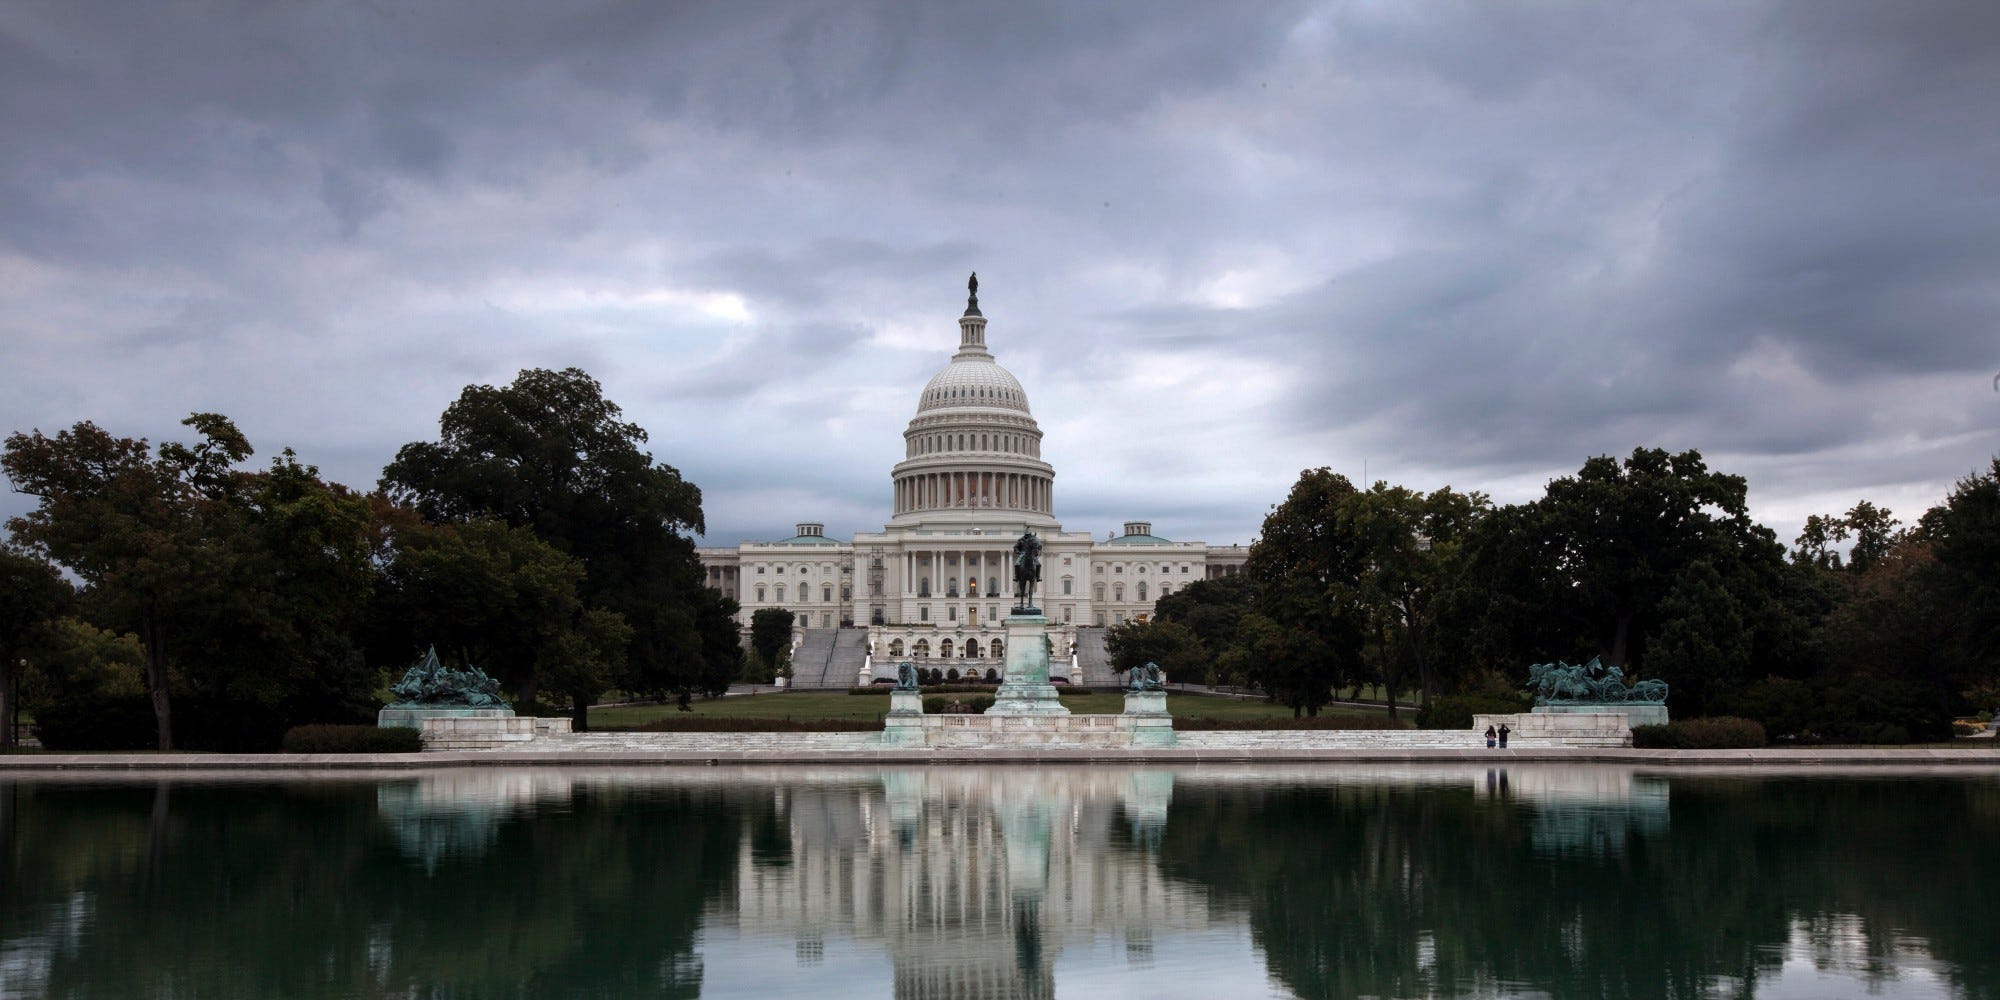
<box><xmin>0</xmin><ymin>775</ymin><xmax>771</xmax><ymax>998</ymax></box>
<box><xmin>1155</xmin><ymin>772</ymin><xmax>2000</xmax><ymax>1000</ymax></box>
<box><xmin>3</xmin><ymin>770</ymin><xmax>1998</xmax><ymax>1000</ymax></box>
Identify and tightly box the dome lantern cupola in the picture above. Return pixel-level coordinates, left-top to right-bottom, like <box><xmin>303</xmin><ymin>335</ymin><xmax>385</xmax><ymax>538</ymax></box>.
<box><xmin>956</xmin><ymin>271</ymin><xmax>988</xmax><ymax>358</ymax></box>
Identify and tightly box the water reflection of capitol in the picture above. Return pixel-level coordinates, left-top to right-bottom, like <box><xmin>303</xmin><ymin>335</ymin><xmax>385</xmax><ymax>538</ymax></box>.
<box><xmin>374</xmin><ymin>765</ymin><xmax>1674</xmax><ymax>999</ymax></box>
<box><xmin>720</xmin><ymin>769</ymin><xmax>1206</xmax><ymax>1000</ymax></box>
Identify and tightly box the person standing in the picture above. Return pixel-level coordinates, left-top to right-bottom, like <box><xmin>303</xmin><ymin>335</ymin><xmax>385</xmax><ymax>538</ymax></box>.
<box><xmin>1498</xmin><ymin>723</ymin><xmax>1511</xmax><ymax>749</ymax></box>
<box><xmin>1484</xmin><ymin>724</ymin><xmax>1498</xmax><ymax>749</ymax></box>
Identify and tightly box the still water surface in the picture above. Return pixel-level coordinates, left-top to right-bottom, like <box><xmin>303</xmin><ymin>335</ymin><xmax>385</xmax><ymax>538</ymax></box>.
<box><xmin>2</xmin><ymin>764</ymin><xmax>1997</xmax><ymax>999</ymax></box>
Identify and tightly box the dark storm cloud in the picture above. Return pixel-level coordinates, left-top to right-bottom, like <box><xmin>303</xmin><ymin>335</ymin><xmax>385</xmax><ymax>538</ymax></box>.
<box><xmin>2</xmin><ymin>0</ymin><xmax>1997</xmax><ymax>548</ymax></box>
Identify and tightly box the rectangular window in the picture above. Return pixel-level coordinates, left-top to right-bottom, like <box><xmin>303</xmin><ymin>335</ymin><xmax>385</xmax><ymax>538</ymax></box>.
<box><xmin>1062</xmin><ymin>580</ymin><xmax>1072</xmax><ymax>595</ymax></box>
<box><xmin>949</xmin><ymin>607</ymin><xmax>958</xmax><ymax>622</ymax></box>
<box><xmin>920</xmin><ymin>607</ymin><xmax>930</xmax><ymax>622</ymax></box>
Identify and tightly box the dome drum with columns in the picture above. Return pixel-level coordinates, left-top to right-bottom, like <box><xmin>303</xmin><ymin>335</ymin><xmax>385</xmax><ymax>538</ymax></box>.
<box><xmin>697</xmin><ymin>276</ymin><xmax>1248</xmax><ymax>687</ymax></box>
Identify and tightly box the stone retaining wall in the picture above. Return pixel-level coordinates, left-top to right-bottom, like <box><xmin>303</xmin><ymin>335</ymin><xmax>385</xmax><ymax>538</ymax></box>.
<box><xmin>1474</xmin><ymin>712</ymin><xmax>1631</xmax><ymax>747</ymax></box>
<box><xmin>417</xmin><ymin>714</ymin><xmax>1626</xmax><ymax>752</ymax></box>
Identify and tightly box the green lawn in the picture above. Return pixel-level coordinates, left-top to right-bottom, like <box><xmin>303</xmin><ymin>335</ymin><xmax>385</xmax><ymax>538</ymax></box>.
<box><xmin>589</xmin><ymin>689</ymin><xmax>1387</xmax><ymax>728</ymax></box>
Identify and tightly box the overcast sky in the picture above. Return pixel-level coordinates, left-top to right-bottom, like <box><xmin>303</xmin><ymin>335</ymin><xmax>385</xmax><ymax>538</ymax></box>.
<box><xmin>4</xmin><ymin>1</ymin><xmax>1998</xmax><ymax>548</ymax></box>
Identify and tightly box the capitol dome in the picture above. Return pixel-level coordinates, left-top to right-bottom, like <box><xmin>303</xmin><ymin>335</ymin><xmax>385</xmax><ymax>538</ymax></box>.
<box><xmin>917</xmin><ymin>360</ymin><xmax>1030</xmax><ymax>414</ymax></box>
<box><xmin>888</xmin><ymin>275</ymin><xmax>1058</xmax><ymax>529</ymax></box>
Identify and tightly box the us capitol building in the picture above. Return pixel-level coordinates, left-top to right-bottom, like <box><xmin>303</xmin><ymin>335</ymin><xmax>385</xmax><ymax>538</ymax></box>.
<box><xmin>697</xmin><ymin>277</ymin><xmax>1247</xmax><ymax>684</ymax></box>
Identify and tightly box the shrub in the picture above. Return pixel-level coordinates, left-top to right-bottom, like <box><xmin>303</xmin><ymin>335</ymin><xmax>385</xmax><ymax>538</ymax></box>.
<box><xmin>1176</xmin><ymin>715</ymin><xmax>1414</xmax><ymax>731</ymax></box>
<box><xmin>281</xmin><ymin>725</ymin><xmax>423</xmax><ymax>754</ymax></box>
<box><xmin>850</xmin><ymin>683</ymin><xmax>1000</xmax><ymax>696</ymax></box>
<box><xmin>1415</xmin><ymin>694</ymin><xmax>1532</xmax><ymax>730</ymax></box>
<box><xmin>34</xmin><ymin>693</ymin><xmax>158</xmax><ymax>751</ymax></box>
<box><xmin>923</xmin><ymin>695</ymin><xmax>994</xmax><ymax>715</ymax></box>
<box><xmin>945</xmin><ymin>667</ymin><xmax>960</xmax><ymax>682</ymax></box>
<box><xmin>1631</xmin><ymin>717</ymin><xmax>1766</xmax><ymax>749</ymax></box>
<box><xmin>612</xmin><ymin>717</ymin><xmax>878</xmax><ymax>733</ymax></box>
<box><xmin>984</xmin><ymin>668</ymin><xmax>999</xmax><ymax>682</ymax></box>
<box><xmin>1714</xmin><ymin>676</ymin><xmax>1952</xmax><ymax>744</ymax></box>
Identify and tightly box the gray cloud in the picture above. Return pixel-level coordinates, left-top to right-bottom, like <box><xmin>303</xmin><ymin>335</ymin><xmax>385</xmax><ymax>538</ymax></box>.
<box><xmin>3</xmin><ymin>0</ymin><xmax>1998</xmax><ymax>550</ymax></box>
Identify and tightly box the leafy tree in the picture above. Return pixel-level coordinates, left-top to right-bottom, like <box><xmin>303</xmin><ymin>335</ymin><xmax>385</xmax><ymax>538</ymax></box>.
<box><xmin>381</xmin><ymin>368</ymin><xmax>735</xmax><ymax>706</ymax></box>
<box><xmin>1103</xmin><ymin>619</ymin><xmax>1205</xmax><ymax>684</ymax></box>
<box><xmin>1644</xmin><ymin>560</ymin><xmax>1753</xmax><ymax>715</ymax></box>
<box><xmin>1341</xmin><ymin>482</ymin><xmax>1490</xmax><ymax>711</ymax></box>
<box><xmin>3</xmin><ymin>415</ymin><xmax>251</xmax><ymax>749</ymax></box>
<box><xmin>540</xmin><ymin>608</ymin><xmax>634</xmax><ymax>729</ymax></box>
<box><xmin>1792</xmin><ymin>513</ymin><xmax>1851</xmax><ymax>570</ymax></box>
<box><xmin>1242</xmin><ymin>469</ymin><xmax>1369</xmax><ymax>715</ymax></box>
<box><xmin>1535</xmin><ymin>448</ymin><xmax>1782</xmax><ymax>669</ymax></box>
<box><xmin>1921</xmin><ymin>457</ymin><xmax>2000</xmax><ymax>677</ymax></box>
<box><xmin>182</xmin><ymin>449</ymin><xmax>384</xmax><ymax>731</ymax></box>
<box><xmin>376</xmin><ymin>519</ymin><xmax>587</xmax><ymax>699</ymax></box>
<box><xmin>1218</xmin><ymin>613</ymin><xmax>1335</xmax><ymax>717</ymax></box>
<box><xmin>1153</xmin><ymin>574</ymin><xmax>1257</xmax><ymax>669</ymax></box>
<box><xmin>20</xmin><ymin>617</ymin><xmax>145</xmax><ymax>710</ymax></box>
<box><xmin>1843</xmin><ymin>500</ymin><xmax>1903</xmax><ymax>574</ymax></box>
<box><xmin>750</xmin><ymin>608</ymin><xmax>794</xmax><ymax>682</ymax></box>
<box><xmin>0</xmin><ymin>547</ymin><xmax>74</xmax><ymax>746</ymax></box>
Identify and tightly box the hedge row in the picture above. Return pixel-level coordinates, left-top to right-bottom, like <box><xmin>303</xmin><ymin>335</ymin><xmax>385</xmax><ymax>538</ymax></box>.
<box><xmin>610</xmin><ymin>717</ymin><xmax>880</xmax><ymax>733</ymax></box>
<box><xmin>37</xmin><ymin>693</ymin><xmax>376</xmax><ymax>753</ymax></box>
<box><xmin>1174</xmin><ymin>715</ymin><xmax>1415</xmax><ymax>731</ymax></box>
<box><xmin>1712</xmin><ymin>676</ymin><xmax>1954</xmax><ymax>744</ymax></box>
<box><xmin>280</xmin><ymin>724</ymin><xmax>423</xmax><ymax>754</ymax></box>
<box><xmin>849</xmin><ymin>684</ymin><xmax>1094</xmax><ymax>696</ymax></box>
<box><xmin>1631</xmin><ymin>717</ymin><xmax>1767</xmax><ymax>749</ymax></box>
<box><xmin>1414</xmin><ymin>694</ymin><xmax>1533</xmax><ymax>731</ymax></box>
<box><xmin>924</xmin><ymin>695</ymin><xmax>996</xmax><ymax>715</ymax></box>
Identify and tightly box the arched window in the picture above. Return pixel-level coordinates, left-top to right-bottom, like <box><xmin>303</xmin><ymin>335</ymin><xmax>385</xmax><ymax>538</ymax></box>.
<box><xmin>965</xmin><ymin>639</ymin><xmax>980</xmax><ymax>657</ymax></box>
<box><xmin>889</xmin><ymin>639</ymin><xmax>904</xmax><ymax>656</ymax></box>
<box><xmin>920</xmin><ymin>577</ymin><xmax>931</xmax><ymax>597</ymax></box>
<box><xmin>987</xmin><ymin>576</ymin><xmax>999</xmax><ymax>596</ymax></box>
<box><xmin>914</xmin><ymin>639</ymin><xmax>930</xmax><ymax>658</ymax></box>
<box><xmin>991</xmin><ymin>639</ymin><xmax>1004</xmax><ymax>659</ymax></box>
<box><xmin>1137</xmin><ymin>582</ymin><xmax>1148</xmax><ymax>601</ymax></box>
<box><xmin>947</xmin><ymin>578</ymin><xmax>959</xmax><ymax>598</ymax></box>
<box><xmin>940</xmin><ymin>639</ymin><xmax>954</xmax><ymax>658</ymax></box>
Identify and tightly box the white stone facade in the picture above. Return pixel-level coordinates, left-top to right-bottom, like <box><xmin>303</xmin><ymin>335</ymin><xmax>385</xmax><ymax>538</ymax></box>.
<box><xmin>697</xmin><ymin>282</ymin><xmax>1249</xmax><ymax>672</ymax></box>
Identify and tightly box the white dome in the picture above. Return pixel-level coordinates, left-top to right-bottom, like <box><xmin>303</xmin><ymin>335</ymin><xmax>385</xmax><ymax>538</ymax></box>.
<box><xmin>918</xmin><ymin>359</ymin><xmax>1031</xmax><ymax>414</ymax></box>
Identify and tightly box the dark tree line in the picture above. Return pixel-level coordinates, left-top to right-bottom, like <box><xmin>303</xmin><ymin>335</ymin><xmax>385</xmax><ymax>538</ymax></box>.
<box><xmin>1133</xmin><ymin>447</ymin><xmax>1999</xmax><ymax>738</ymax></box>
<box><xmin>0</xmin><ymin>368</ymin><xmax>740</xmax><ymax>749</ymax></box>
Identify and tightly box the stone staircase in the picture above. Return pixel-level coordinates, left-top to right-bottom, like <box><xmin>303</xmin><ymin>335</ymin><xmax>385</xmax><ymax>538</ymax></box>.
<box><xmin>826</xmin><ymin>628</ymin><xmax>869</xmax><ymax>687</ymax></box>
<box><xmin>787</xmin><ymin>628</ymin><xmax>870</xmax><ymax>689</ymax></box>
<box><xmin>788</xmin><ymin>629</ymin><xmax>836</xmax><ymax>687</ymax></box>
<box><xmin>1072</xmin><ymin>627</ymin><xmax>1117</xmax><ymax>687</ymax></box>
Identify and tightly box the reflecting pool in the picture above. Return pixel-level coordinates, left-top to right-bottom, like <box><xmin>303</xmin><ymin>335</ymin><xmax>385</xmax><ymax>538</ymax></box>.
<box><xmin>3</xmin><ymin>764</ymin><xmax>1998</xmax><ymax>999</ymax></box>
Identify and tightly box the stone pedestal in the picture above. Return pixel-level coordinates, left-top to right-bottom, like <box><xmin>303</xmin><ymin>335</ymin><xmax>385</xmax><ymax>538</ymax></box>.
<box><xmin>882</xmin><ymin>689</ymin><xmax>926</xmax><ymax>746</ymax></box>
<box><xmin>988</xmin><ymin>613</ymin><xmax>1069</xmax><ymax>717</ymax></box>
<box><xmin>1121</xmin><ymin>689</ymin><xmax>1176</xmax><ymax>747</ymax></box>
<box><xmin>378</xmin><ymin>705</ymin><xmax>514</xmax><ymax>730</ymax></box>
<box><xmin>1534</xmin><ymin>703</ymin><xmax>1668</xmax><ymax>728</ymax></box>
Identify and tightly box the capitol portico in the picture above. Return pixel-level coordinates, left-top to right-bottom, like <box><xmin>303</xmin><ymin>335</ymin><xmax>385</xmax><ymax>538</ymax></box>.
<box><xmin>698</xmin><ymin>277</ymin><xmax>1247</xmax><ymax>685</ymax></box>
